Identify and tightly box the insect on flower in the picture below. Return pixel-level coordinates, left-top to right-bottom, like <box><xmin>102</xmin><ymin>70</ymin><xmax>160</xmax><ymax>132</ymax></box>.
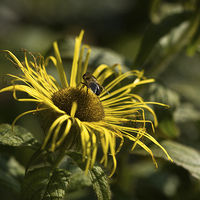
<box><xmin>82</xmin><ymin>72</ymin><xmax>110</xmax><ymax>96</ymax></box>
<box><xmin>0</xmin><ymin>30</ymin><xmax>173</xmax><ymax>178</ymax></box>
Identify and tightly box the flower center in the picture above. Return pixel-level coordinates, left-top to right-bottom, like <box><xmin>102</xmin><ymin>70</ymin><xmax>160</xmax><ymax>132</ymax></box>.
<box><xmin>51</xmin><ymin>87</ymin><xmax>105</xmax><ymax>122</ymax></box>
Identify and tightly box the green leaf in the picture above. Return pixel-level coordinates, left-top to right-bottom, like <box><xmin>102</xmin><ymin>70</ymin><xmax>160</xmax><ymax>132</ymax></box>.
<box><xmin>67</xmin><ymin>169</ymin><xmax>92</xmax><ymax>192</ymax></box>
<box><xmin>0</xmin><ymin>124</ymin><xmax>41</xmax><ymax>150</ymax></box>
<box><xmin>67</xmin><ymin>151</ymin><xmax>111</xmax><ymax>200</ymax></box>
<box><xmin>133</xmin><ymin>11</ymin><xmax>192</xmax><ymax>68</ymax></box>
<box><xmin>59</xmin><ymin>156</ymin><xmax>92</xmax><ymax>191</ymax></box>
<box><xmin>149</xmin><ymin>82</ymin><xmax>180</xmax><ymax>110</ymax></box>
<box><xmin>174</xmin><ymin>103</ymin><xmax>200</xmax><ymax>123</ymax></box>
<box><xmin>25</xmin><ymin>148</ymin><xmax>53</xmax><ymax>173</ymax></box>
<box><xmin>149</xmin><ymin>0</ymin><xmax>162</xmax><ymax>23</ymax></box>
<box><xmin>133</xmin><ymin>140</ymin><xmax>200</xmax><ymax>180</ymax></box>
<box><xmin>186</xmin><ymin>20</ymin><xmax>200</xmax><ymax>56</ymax></box>
<box><xmin>51</xmin><ymin>36</ymin><xmax>130</xmax><ymax>72</ymax></box>
<box><xmin>0</xmin><ymin>155</ymin><xmax>25</xmax><ymax>197</ymax></box>
<box><xmin>88</xmin><ymin>165</ymin><xmax>111</xmax><ymax>200</ymax></box>
<box><xmin>148</xmin><ymin>82</ymin><xmax>180</xmax><ymax>138</ymax></box>
<box><xmin>20</xmin><ymin>167</ymin><xmax>71</xmax><ymax>200</ymax></box>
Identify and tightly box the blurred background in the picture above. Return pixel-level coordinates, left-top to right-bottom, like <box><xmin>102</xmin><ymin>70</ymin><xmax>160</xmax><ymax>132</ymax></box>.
<box><xmin>0</xmin><ymin>0</ymin><xmax>200</xmax><ymax>199</ymax></box>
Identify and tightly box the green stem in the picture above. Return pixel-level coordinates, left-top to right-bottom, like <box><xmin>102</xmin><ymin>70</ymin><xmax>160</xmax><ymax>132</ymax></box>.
<box><xmin>51</xmin><ymin>150</ymin><xmax>66</xmax><ymax>171</ymax></box>
<box><xmin>51</xmin><ymin>132</ymin><xmax>76</xmax><ymax>171</ymax></box>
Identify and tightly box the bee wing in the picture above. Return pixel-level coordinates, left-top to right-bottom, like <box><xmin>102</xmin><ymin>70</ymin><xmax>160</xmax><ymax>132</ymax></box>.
<box><xmin>89</xmin><ymin>82</ymin><xmax>102</xmax><ymax>95</ymax></box>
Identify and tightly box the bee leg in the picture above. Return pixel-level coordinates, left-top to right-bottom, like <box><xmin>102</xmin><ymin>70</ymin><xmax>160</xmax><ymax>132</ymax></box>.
<box><xmin>102</xmin><ymin>85</ymin><xmax>111</xmax><ymax>96</ymax></box>
<box><xmin>78</xmin><ymin>82</ymin><xmax>86</xmax><ymax>88</ymax></box>
<box><xmin>78</xmin><ymin>82</ymin><xmax>87</xmax><ymax>93</ymax></box>
<box><xmin>78</xmin><ymin>82</ymin><xmax>88</xmax><ymax>97</ymax></box>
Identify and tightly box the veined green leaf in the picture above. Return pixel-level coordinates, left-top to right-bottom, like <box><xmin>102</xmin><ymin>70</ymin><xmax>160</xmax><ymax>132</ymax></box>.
<box><xmin>88</xmin><ymin>165</ymin><xmax>111</xmax><ymax>200</ymax></box>
<box><xmin>67</xmin><ymin>151</ymin><xmax>111</xmax><ymax>200</ymax></box>
<box><xmin>133</xmin><ymin>140</ymin><xmax>200</xmax><ymax>180</ymax></box>
<box><xmin>20</xmin><ymin>167</ymin><xmax>71</xmax><ymax>200</ymax></box>
<box><xmin>0</xmin><ymin>124</ymin><xmax>40</xmax><ymax>150</ymax></box>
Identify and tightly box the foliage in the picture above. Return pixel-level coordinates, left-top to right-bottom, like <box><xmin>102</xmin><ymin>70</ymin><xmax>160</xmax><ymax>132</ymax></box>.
<box><xmin>1</xmin><ymin>0</ymin><xmax>200</xmax><ymax>199</ymax></box>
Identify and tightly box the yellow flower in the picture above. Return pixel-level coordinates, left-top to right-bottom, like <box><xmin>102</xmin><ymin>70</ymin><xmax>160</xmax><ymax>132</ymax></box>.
<box><xmin>0</xmin><ymin>30</ymin><xmax>172</xmax><ymax>177</ymax></box>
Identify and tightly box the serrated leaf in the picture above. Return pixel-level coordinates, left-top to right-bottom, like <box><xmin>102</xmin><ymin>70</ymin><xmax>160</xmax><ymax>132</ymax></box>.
<box><xmin>0</xmin><ymin>155</ymin><xmax>25</xmax><ymax>197</ymax></box>
<box><xmin>67</xmin><ymin>151</ymin><xmax>111</xmax><ymax>200</ymax></box>
<box><xmin>133</xmin><ymin>140</ymin><xmax>200</xmax><ymax>180</ymax></box>
<box><xmin>20</xmin><ymin>167</ymin><xmax>71</xmax><ymax>200</ymax></box>
<box><xmin>133</xmin><ymin>11</ymin><xmax>192</xmax><ymax>68</ymax></box>
<box><xmin>0</xmin><ymin>124</ymin><xmax>41</xmax><ymax>150</ymax></box>
<box><xmin>88</xmin><ymin>166</ymin><xmax>111</xmax><ymax>200</ymax></box>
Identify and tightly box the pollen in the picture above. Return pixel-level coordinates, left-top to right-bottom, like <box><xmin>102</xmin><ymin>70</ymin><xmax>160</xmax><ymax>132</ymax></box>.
<box><xmin>51</xmin><ymin>87</ymin><xmax>105</xmax><ymax>122</ymax></box>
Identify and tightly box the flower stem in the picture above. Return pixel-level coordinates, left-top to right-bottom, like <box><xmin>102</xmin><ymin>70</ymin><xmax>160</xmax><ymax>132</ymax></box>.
<box><xmin>51</xmin><ymin>150</ymin><xmax>66</xmax><ymax>171</ymax></box>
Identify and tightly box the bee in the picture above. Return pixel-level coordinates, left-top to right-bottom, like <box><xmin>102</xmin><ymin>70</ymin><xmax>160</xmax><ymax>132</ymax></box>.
<box><xmin>82</xmin><ymin>72</ymin><xmax>110</xmax><ymax>96</ymax></box>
